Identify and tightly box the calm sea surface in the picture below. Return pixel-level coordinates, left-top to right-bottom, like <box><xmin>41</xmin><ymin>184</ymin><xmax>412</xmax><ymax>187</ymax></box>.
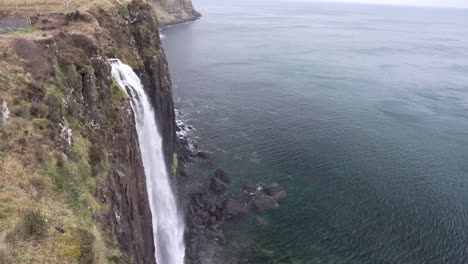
<box><xmin>162</xmin><ymin>1</ymin><xmax>468</xmax><ymax>263</ymax></box>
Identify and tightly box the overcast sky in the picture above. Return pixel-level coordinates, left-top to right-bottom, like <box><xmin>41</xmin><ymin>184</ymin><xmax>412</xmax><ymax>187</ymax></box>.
<box><xmin>317</xmin><ymin>0</ymin><xmax>468</xmax><ymax>8</ymax></box>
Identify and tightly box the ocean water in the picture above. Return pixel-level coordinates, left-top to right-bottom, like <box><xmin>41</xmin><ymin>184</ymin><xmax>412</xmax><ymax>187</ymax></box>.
<box><xmin>162</xmin><ymin>1</ymin><xmax>468</xmax><ymax>263</ymax></box>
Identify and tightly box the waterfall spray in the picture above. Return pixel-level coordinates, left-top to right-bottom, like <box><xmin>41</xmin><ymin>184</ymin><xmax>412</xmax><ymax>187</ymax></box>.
<box><xmin>110</xmin><ymin>59</ymin><xmax>185</xmax><ymax>264</ymax></box>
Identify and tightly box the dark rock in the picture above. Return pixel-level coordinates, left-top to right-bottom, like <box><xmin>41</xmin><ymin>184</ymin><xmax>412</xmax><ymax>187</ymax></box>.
<box><xmin>18</xmin><ymin>138</ymin><xmax>27</xmax><ymax>146</ymax></box>
<box><xmin>243</xmin><ymin>183</ymin><xmax>259</xmax><ymax>194</ymax></box>
<box><xmin>207</xmin><ymin>162</ymin><xmax>215</xmax><ymax>169</ymax></box>
<box><xmin>196</xmin><ymin>152</ymin><xmax>209</xmax><ymax>159</ymax></box>
<box><xmin>55</xmin><ymin>226</ymin><xmax>65</xmax><ymax>234</ymax></box>
<box><xmin>209</xmin><ymin>215</ymin><xmax>217</xmax><ymax>225</ymax></box>
<box><xmin>210</xmin><ymin>177</ymin><xmax>228</xmax><ymax>194</ymax></box>
<box><xmin>263</xmin><ymin>183</ymin><xmax>287</xmax><ymax>201</ymax></box>
<box><xmin>179</xmin><ymin>168</ymin><xmax>188</xmax><ymax>177</ymax></box>
<box><xmin>223</xmin><ymin>199</ymin><xmax>248</xmax><ymax>219</ymax></box>
<box><xmin>253</xmin><ymin>197</ymin><xmax>278</xmax><ymax>211</ymax></box>
<box><xmin>214</xmin><ymin>169</ymin><xmax>230</xmax><ymax>183</ymax></box>
<box><xmin>211</xmin><ymin>218</ymin><xmax>225</xmax><ymax>230</ymax></box>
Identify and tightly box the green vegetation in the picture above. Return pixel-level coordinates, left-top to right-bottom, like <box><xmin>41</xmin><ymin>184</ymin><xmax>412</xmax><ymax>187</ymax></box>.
<box><xmin>110</xmin><ymin>80</ymin><xmax>127</xmax><ymax>103</ymax></box>
<box><xmin>7</xmin><ymin>27</ymin><xmax>39</xmax><ymax>36</ymax></box>
<box><xmin>172</xmin><ymin>152</ymin><xmax>178</xmax><ymax>175</ymax></box>
<box><xmin>0</xmin><ymin>0</ymin><xmax>160</xmax><ymax>262</ymax></box>
<box><xmin>5</xmin><ymin>209</ymin><xmax>48</xmax><ymax>244</ymax></box>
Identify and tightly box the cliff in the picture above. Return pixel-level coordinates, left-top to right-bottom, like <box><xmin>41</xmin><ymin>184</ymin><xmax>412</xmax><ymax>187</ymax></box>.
<box><xmin>148</xmin><ymin>0</ymin><xmax>201</xmax><ymax>26</ymax></box>
<box><xmin>0</xmin><ymin>0</ymin><xmax>180</xmax><ymax>263</ymax></box>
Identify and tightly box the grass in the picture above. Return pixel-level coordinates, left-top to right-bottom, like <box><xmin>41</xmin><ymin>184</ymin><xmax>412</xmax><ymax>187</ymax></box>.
<box><xmin>110</xmin><ymin>80</ymin><xmax>127</xmax><ymax>103</ymax></box>
<box><xmin>172</xmin><ymin>152</ymin><xmax>178</xmax><ymax>175</ymax></box>
<box><xmin>5</xmin><ymin>209</ymin><xmax>48</xmax><ymax>244</ymax></box>
<box><xmin>0</xmin><ymin>0</ymin><xmax>68</xmax><ymax>16</ymax></box>
<box><xmin>6</xmin><ymin>27</ymin><xmax>39</xmax><ymax>36</ymax></box>
<box><xmin>0</xmin><ymin>34</ymin><xmax>120</xmax><ymax>263</ymax></box>
<box><xmin>0</xmin><ymin>0</ymin><xmax>161</xmax><ymax>262</ymax></box>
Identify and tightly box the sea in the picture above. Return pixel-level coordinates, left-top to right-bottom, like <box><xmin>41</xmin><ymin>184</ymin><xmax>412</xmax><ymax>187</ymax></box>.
<box><xmin>162</xmin><ymin>1</ymin><xmax>468</xmax><ymax>263</ymax></box>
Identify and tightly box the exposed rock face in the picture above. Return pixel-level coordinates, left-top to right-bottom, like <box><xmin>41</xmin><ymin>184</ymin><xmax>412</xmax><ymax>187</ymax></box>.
<box><xmin>59</xmin><ymin>56</ymin><xmax>156</xmax><ymax>264</ymax></box>
<box><xmin>85</xmin><ymin>59</ymin><xmax>156</xmax><ymax>264</ymax></box>
<box><xmin>22</xmin><ymin>0</ymin><xmax>184</xmax><ymax>262</ymax></box>
<box><xmin>210</xmin><ymin>176</ymin><xmax>228</xmax><ymax>194</ymax></box>
<box><xmin>127</xmin><ymin>0</ymin><xmax>178</xmax><ymax>163</ymax></box>
<box><xmin>148</xmin><ymin>0</ymin><xmax>201</xmax><ymax>26</ymax></box>
<box><xmin>1</xmin><ymin>0</ymin><xmax>194</xmax><ymax>262</ymax></box>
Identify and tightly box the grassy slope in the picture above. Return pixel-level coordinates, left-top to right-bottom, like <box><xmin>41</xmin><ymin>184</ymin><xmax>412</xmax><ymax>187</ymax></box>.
<box><xmin>0</xmin><ymin>1</ymin><xmax>143</xmax><ymax>263</ymax></box>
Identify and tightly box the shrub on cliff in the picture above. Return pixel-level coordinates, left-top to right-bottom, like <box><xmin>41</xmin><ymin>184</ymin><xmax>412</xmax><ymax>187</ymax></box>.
<box><xmin>11</xmin><ymin>37</ymin><xmax>53</xmax><ymax>77</ymax></box>
<box><xmin>6</xmin><ymin>209</ymin><xmax>48</xmax><ymax>243</ymax></box>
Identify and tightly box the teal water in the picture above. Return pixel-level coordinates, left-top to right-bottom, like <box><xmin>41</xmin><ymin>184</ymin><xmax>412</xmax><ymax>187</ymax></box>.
<box><xmin>162</xmin><ymin>1</ymin><xmax>468</xmax><ymax>263</ymax></box>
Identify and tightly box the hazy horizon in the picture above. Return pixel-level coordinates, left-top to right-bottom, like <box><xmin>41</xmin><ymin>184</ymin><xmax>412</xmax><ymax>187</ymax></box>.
<box><xmin>296</xmin><ymin>0</ymin><xmax>468</xmax><ymax>8</ymax></box>
<box><xmin>201</xmin><ymin>0</ymin><xmax>468</xmax><ymax>9</ymax></box>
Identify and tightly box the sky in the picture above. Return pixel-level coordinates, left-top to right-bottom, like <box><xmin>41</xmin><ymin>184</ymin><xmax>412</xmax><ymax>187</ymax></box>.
<box><xmin>318</xmin><ymin>0</ymin><xmax>468</xmax><ymax>8</ymax></box>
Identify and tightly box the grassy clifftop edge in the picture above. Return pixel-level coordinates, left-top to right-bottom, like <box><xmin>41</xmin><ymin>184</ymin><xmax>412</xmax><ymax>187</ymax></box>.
<box><xmin>0</xmin><ymin>1</ymin><xmax>166</xmax><ymax>263</ymax></box>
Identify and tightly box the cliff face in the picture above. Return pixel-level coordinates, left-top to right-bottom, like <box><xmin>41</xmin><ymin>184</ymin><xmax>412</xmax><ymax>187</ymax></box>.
<box><xmin>0</xmin><ymin>0</ymin><xmax>179</xmax><ymax>263</ymax></box>
<box><xmin>148</xmin><ymin>0</ymin><xmax>201</xmax><ymax>26</ymax></box>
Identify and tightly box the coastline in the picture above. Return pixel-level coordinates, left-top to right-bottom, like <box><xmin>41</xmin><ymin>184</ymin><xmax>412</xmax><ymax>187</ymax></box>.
<box><xmin>160</xmin><ymin>16</ymin><xmax>201</xmax><ymax>28</ymax></box>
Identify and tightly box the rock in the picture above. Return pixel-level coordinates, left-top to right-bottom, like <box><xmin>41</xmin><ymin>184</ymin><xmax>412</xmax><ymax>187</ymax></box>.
<box><xmin>210</xmin><ymin>177</ymin><xmax>228</xmax><ymax>194</ymax></box>
<box><xmin>263</xmin><ymin>183</ymin><xmax>287</xmax><ymax>201</ymax></box>
<box><xmin>253</xmin><ymin>197</ymin><xmax>278</xmax><ymax>211</ymax></box>
<box><xmin>255</xmin><ymin>216</ymin><xmax>269</xmax><ymax>227</ymax></box>
<box><xmin>196</xmin><ymin>152</ymin><xmax>209</xmax><ymax>159</ymax></box>
<box><xmin>116</xmin><ymin>169</ymin><xmax>126</xmax><ymax>178</ymax></box>
<box><xmin>211</xmin><ymin>218</ymin><xmax>225</xmax><ymax>230</ymax></box>
<box><xmin>243</xmin><ymin>184</ymin><xmax>259</xmax><ymax>194</ymax></box>
<box><xmin>207</xmin><ymin>161</ymin><xmax>215</xmax><ymax>169</ymax></box>
<box><xmin>209</xmin><ymin>215</ymin><xmax>217</xmax><ymax>225</ymax></box>
<box><xmin>223</xmin><ymin>199</ymin><xmax>248</xmax><ymax>219</ymax></box>
<box><xmin>55</xmin><ymin>226</ymin><xmax>65</xmax><ymax>234</ymax></box>
<box><xmin>179</xmin><ymin>168</ymin><xmax>188</xmax><ymax>177</ymax></box>
<box><xmin>214</xmin><ymin>169</ymin><xmax>230</xmax><ymax>183</ymax></box>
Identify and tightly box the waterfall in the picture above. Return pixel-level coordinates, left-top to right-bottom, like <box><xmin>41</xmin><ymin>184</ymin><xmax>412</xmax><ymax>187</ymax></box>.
<box><xmin>110</xmin><ymin>59</ymin><xmax>185</xmax><ymax>264</ymax></box>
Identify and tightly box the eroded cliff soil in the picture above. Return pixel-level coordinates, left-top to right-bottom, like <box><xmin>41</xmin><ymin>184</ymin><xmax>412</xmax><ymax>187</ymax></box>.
<box><xmin>0</xmin><ymin>0</ymin><xmax>179</xmax><ymax>262</ymax></box>
<box><xmin>148</xmin><ymin>0</ymin><xmax>201</xmax><ymax>26</ymax></box>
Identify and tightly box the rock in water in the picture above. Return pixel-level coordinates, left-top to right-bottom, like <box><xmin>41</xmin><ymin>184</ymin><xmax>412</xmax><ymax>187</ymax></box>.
<box><xmin>223</xmin><ymin>199</ymin><xmax>248</xmax><ymax>219</ymax></box>
<box><xmin>243</xmin><ymin>183</ymin><xmax>259</xmax><ymax>194</ymax></box>
<box><xmin>263</xmin><ymin>183</ymin><xmax>287</xmax><ymax>201</ymax></box>
<box><xmin>214</xmin><ymin>169</ymin><xmax>231</xmax><ymax>183</ymax></box>
<box><xmin>210</xmin><ymin>177</ymin><xmax>228</xmax><ymax>194</ymax></box>
<box><xmin>196</xmin><ymin>152</ymin><xmax>209</xmax><ymax>159</ymax></box>
<box><xmin>253</xmin><ymin>197</ymin><xmax>279</xmax><ymax>211</ymax></box>
<box><xmin>255</xmin><ymin>216</ymin><xmax>269</xmax><ymax>227</ymax></box>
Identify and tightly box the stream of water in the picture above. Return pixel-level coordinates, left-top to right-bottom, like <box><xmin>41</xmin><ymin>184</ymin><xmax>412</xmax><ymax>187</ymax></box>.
<box><xmin>111</xmin><ymin>59</ymin><xmax>185</xmax><ymax>264</ymax></box>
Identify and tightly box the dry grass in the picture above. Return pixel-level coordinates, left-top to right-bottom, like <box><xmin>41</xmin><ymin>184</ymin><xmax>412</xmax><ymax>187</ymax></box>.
<box><xmin>0</xmin><ymin>0</ymin><xmax>131</xmax><ymax>17</ymax></box>
<box><xmin>0</xmin><ymin>0</ymin><xmax>145</xmax><ymax>262</ymax></box>
<box><xmin>0</xmin><ymin>0</ymin><xmax>67</xmax><ymax>16</ymax></box>
<box><xmin>0</xmin><ymin>31</ymin><xmax>123</xmax><ymax>263</ymax></box>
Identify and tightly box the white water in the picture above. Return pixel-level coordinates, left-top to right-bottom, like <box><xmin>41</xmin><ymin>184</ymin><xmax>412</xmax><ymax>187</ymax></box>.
<box><xmin>2</xmin><ymin>101</ymin><xmax>9</xmax><ymax>127</ymax></box>
<box><xmin>110</xmin><ymin>59</ymin><xmax>185</xmax><ymax>264</ymax></box>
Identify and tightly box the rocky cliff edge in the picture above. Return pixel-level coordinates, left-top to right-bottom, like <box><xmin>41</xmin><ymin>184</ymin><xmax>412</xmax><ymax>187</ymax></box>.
<box><xmin>0</xmin><ymin>0</ymin><xmax>179</xmax><ymax>263</ymax></box>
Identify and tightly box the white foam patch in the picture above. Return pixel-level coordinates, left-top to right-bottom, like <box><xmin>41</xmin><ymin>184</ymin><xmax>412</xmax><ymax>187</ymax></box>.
<box><xmin>59</xmin><ymin>119</ymin><xmax>73</xmax><ymax>147</ymax></box>
<box><xmin>2</xmin><ymin>101</ymin><xmax>10</xmax><ymax>126</ymax></box>
<box><xmin>175</xmin><ymin>109</ymin><xmax>197</xmax><ymax>151</ymax></box>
